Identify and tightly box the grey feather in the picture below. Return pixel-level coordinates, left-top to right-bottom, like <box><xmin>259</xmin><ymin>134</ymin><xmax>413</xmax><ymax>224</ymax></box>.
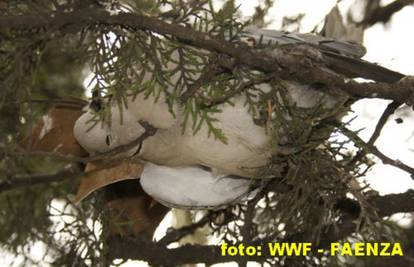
<box><xmin>238</xmin><ymin>27</ymin><xmax>404</xmax><ymax>83</ymax></box>
<box><xmin>242</xmin><ymin>27</ymin><xmax>366</xmax><ymax>58</ymax></box>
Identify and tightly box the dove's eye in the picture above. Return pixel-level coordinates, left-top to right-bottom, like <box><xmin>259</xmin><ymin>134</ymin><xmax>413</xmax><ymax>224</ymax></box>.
<box><xmin>105</xmin><ymin>135</ymin><xmax>112</xmax><ymax>146</ymax></box>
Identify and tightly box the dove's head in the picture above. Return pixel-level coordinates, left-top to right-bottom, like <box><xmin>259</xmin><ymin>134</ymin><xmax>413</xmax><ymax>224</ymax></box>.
<box><xmin>73</xmin><ymin>104</ymin><xmax>145</xmax><ymax>157</ymax></box>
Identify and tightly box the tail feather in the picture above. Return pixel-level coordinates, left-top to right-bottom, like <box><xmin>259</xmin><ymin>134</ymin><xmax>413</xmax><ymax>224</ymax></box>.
<box><xmin>323</xmin><ymin>51</ymin><xmax>404</xmax><ymax>83</ymax></box>
<box><xmin>240</xmin><ymin>27</ymin><xmax>405</xmax><ymax>83</ymax></box>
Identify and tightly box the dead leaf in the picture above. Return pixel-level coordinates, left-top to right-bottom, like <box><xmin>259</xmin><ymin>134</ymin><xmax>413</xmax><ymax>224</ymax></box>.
<box><xmin>322</xmin><ymin>5</ymin><xmax>364</xmax><ymax>44</ymax></box>
<box><xmin>19</xmin><ymin>103</ymin><xmax>88</xmax><ymax>156</ymax></box>
<box><xmin>75</xmin><ymin>159</ymin><xmax>143</xmax><ymax>203</ymax></box>
<box><xmin>18</xmin><ymin>100</ymin><xmax>167</xmax><ymax>237</ymax></box>
<box><xmin>78</xmin><ymin>162</ymin><xmax>168</xmax><ymax>237</ymax></box>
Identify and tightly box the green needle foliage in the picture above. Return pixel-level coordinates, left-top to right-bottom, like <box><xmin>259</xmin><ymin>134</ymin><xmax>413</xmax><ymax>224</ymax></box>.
<box><xmin>0</xmin><ymin>0</ymin><xmax>411</xmax><ymax>266</ymax></box>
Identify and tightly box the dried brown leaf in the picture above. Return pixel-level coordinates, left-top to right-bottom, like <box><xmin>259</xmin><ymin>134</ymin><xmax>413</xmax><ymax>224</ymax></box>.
<box><xmin>75</xmin><ymin>160</ymin><xmax>143</xmax><ymax>203</ymax></box>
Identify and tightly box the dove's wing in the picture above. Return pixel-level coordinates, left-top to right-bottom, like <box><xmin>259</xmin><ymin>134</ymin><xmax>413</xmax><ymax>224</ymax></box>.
<box><xmin>243</xmin><ymin>27</ymin><xmax>366</xmax><ymax>58</ymax></box>
<box><xmin>140</xmin><ymin>162</ymin><xmax>254</xmax><ymax>210</ymax></box>
<box><xmin>240</xmin><ymin>27</ymin><xmax>404</xmax><ymax>83</ymax></box>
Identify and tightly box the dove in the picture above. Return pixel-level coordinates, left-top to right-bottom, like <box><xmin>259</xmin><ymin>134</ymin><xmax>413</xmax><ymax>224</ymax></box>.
<box><xmin>74</xmin><ymin>81</ymin><xmax>344</xmax><ymax>177</ymax></box>
<box><xmin>73</xmin><ymin>83</ymin><xmax>341</xmax><ymax>209</ymax></box>
<box><xmin>73</xmin><ymin>27</ymin><xmax>404</xmax><ymax>209</ymax></box>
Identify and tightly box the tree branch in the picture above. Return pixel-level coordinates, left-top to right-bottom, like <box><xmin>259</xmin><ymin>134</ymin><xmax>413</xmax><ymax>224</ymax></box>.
<box><xmin>349</xmin><ymin>101</ymin><xmax>401</xmax><ymax>165</ymax></box>
<box><xmin>1</xmin><ymin>9</ymin><xmax>413</xmax><ymax>105</ymax></box>
<box><xmin>15</xmin><ymin>120</ymin><xmax>157</xmax><ymax>164</ymax></box>
<box><xmin>368</xmin><ymin>101</ymin><xmax>402</xmax><ymax>146</ymax></box>
<box><xmin>361</xmin><ymin>0</ymin><xmax>414</xmax><ymax>27</ymax></box>
<box><xmin>0</xmin><ymin>165</ymin><xmax>82</xmax><ymax>193</ymax></box>
<box><xmin>108</xmin><ymin>235</ymin><xmax>267</xmax><ymax>265</ymax></box>
<box><xmin>373</xmin><ymin>189</ymin><xmax>414</xmax><ymax>217</ymax></box>
<box><xmin>107</xmin><ymin>190</ymin><xmax>414</xmax><ymax>265</ymax></box>
<box><xmin>157</xmin><ymin>210</ymin><xmax>220</xmax><ymax>246</ymax></box>
<box><xmin>336</xmin><ymin>123</ymin><xmax>414</xmax><ymax>175</ymax></box>
<box><xmin>179</xmin><ymin>55</ymin><xmax>227</xmax><ymax>103</ymax></box>
<box><xmin>202</xmin><ymin>73</ymin><xmax>278</xmax><ymax>108</ymax></box>
<box><xmin>82</xmin><ymin>120</ymin><xmax>157</xmax><ymax>163</ymax></box>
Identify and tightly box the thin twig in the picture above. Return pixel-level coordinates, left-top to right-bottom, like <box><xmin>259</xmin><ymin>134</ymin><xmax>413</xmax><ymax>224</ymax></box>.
<box><xmin>202</xmin><ymin>73</ymin><xmax>277</xmax><ymax>108</ymax></box>
<box><xmin>14</xmin><ymin>120</ymin><xmax>157</xmax><ymax>164</ymax></box>
<box><xmin>107</xmin><ymin>190</ymin><xmax>414</xmax><ymax>264</ymax></box>
<box><xmin>84</xmin><ymin>120</ymin><xmax>157</xmax><ymax>163</ymax></box>
<box><xmin>179</xmin><ymin>56</ymin><xmax>226</xmax><ymax>103</ymax></box>
<box><xmin>368</xmin><ymin>101</ymin><xmax>402</xmax><ymax>145</ymax></box>
<box><xmin>157</xmin><ymin>211</ymin><xmax>220</xmax><ymax>246</ymax></box>
<box><xmin>0</xmin><ymin>165</ymin><xmax>82</xmax><ymax>193</ymax></box>
<box><xmin>360</xmin><ymin>0</ymin><xmax>414</xmax><ymax>27</ymax></box>
<box><xmin>349</xmin><ymin>101</ymin><xmax>401</xmax><ymax>165</ymax></box>
<box><xmin>24</xmin><ymin>98</ymin><xmax>88</xmax><ymax>107</ymax></box>
<box><xmin>337</xmin><ymin>123</ymin><xmax>414</xmax><ymax>175</ymax></box>
<box><xmin>1</xmin><ymin>9</ymin><xmax>412</xmax><ymax>103</ymax></box>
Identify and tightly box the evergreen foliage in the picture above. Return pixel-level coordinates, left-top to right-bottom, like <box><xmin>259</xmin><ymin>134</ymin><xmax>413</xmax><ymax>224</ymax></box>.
<box><xmin>0</xmin><ymin>0</ymin><xmax>412</xmax><ymax>266</ymax></box>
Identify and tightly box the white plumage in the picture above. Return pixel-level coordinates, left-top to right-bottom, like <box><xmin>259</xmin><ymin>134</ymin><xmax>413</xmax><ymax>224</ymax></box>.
<box><xmin>140</xmin><ymin>162</ymin><xmax>254</xmax><ymax>209</ymax></box>
<box><xmin>73</xmin><ymin>86</ymin><xmax>342</xmax><ymax>208</ymax></box>
<box><xmin>73</xmin><ymin>28</ymin><xmax>360</xmax><ymax>209</ymax></box>
<box><xmin>73</xmin><ymin>105</ymin><xmax>144</xmax><ymax>156</ymax></box>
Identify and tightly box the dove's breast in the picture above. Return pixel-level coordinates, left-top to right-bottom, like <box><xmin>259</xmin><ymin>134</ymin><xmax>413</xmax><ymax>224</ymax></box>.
<box><xmin>139</xmin><ymin>96</ymin><xmax>272</xmax><ymax>177</ymax></box>
<box><xmin>184</xmin><ymin>98</ymin><xmax>271</xmax><ymax>176</ymax></box>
